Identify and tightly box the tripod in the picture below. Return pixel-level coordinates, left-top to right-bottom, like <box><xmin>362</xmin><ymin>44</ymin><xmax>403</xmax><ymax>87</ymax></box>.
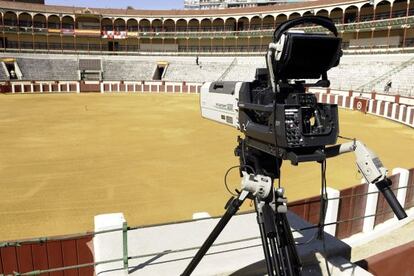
<box><xmin>182</xmin><ymin>144</ymin><xmax>302</xmax><ymax>275</ymax></box>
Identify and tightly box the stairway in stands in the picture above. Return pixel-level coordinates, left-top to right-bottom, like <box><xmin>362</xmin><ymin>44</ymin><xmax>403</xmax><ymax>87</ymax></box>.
<box><xmin>357</xmin><ymin>55</ymin><xmax>414</xmax><ymax>94</ymax></box>
<box><xmin>217</xmin><ymin>57</ymin><xmax>238</xmax><ymax>81</ymax></box>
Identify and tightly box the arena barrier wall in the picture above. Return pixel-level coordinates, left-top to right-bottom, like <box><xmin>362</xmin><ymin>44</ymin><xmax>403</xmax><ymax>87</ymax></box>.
<box><xmin>100</xmin><ymin>81</ymin><xmax>201</xmax><ymax>94</ymax></box>
<box><xmin>0</xmin><ymin>235</ymin><xmax>94</xmax><ymax>276</ymax></box>
<box><xmin>309</xmin><ymin>88</ymin><xmax>414</xmax><ymax>128</ymax></box>
<box><xmin>1</xmin><ymin>81</ymin><xmax>203</xmax><ymax>95</ymax></box>
<box><xmin>1</xmin><ymin>167</ymin><xmax>413</xmax><ymax>275</ymax></box>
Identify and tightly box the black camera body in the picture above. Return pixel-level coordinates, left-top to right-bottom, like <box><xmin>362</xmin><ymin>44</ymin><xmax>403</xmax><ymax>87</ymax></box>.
<box><xmin>200</xmin><ymin>16</ymin><xmax>342</xmax><ymax>165</ymax></box>
<box><xmin>237</xmin><ymin>69</ymin><xmax>339</xmax><ymax>164</ymax></box>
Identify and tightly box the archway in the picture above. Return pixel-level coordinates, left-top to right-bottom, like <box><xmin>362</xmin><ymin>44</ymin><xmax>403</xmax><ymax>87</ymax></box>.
<box><xmin>4</xmin><ymin>11</ymin><xmax>17</xmax><ymax>26</ymax></box>
<box><xmin>288</xmin><ymin>12</ymin><xmax>300</xmax><ymax>21</ymax></box>
<box><xmin>139</xmin><ymin>19</ymin><xmax>150</xmax><ymax>32</ymax></box>
<box><xmin>48</xmin><ymin>15</ymin><xmax>60</xmax><ymax>29</ymax></box>
<box><xmin>151</xmin><ymin>19</ymin><xmax>162</xmax><ymax>32</ymax></box>
<box><xmin>303</xmin><ymin>11</ymin><xmax>314</xmax><ymax>17</ymax></box>
<box><xmin>187</xmin><ymin>19</ymin><xmax>198</xmax><ymax>32</ymax></box>
<box><xmin>33</xmin><ymin>14</ymin><xmax>46</xmax><ymax>28</ymax></box>
<box><xmin>164</xmin><ymin>19</ymin><xmax>175</xmax><ymax>32</ymax></box>
<box><xmin>225</xmin><ymin>17</ymin><xmax>236</xmax><ymax>31</ymax></box>
<box><xmin>375</xmin><ymin>1</ymin><xmax>392</xmax><ymax>20</ymax></box>
<box><xmin>200</xmin><ymin>18</ymin><xmax>211</xmax><ymax>32</ymax></box>
<box><xmin>330</xmin><ymin>8</ymin><xmax>343</xmax><ymax>24</ymax></box>
<box><xmin>360</xmin><ymin>3</ymin><xmax>374</xmax><ymax>21</ymax></box>
<box><xmin>212</xmin><ymin>18</ymin><xmax>224</xmax><ymax>31</ymax></box>
<box><xmin>392</xmin><ymin>0</ymin><xmax>408</xmax><ymax>18</ymax></box>
<box><xmin>61</xmin><ymin>16</ymin><xmax>74</xmax><ymax>30</ymax></box>
<box><xmin>262</xmin><ymin>15</ymin><xmax>274</xmax><ymax>30</ymax></box>
<box><xmin>18</xmin><ymin>13</ymin><xmax>32</xmax><ymax>27</ymax></box>
<box><xmin>237</xmin><ymin>17</ymin><xmax>249</xmax><ymax>31</ymax></box>
<box><xmin>250</xmin><ymin>16</ymin><xmax>262</xmax><ymax>30</ymax></box>
<box><xmin>344</xmin><ymin>5</ymin><xmax>358</xmax><ymax>23</ymax></box>
<box><xmin>275</xmin><ymin>14</ymin><xmax>287</xmax><ymax>28</ymax></box>
<box><xmin>315</xmin><ymin>9</ymin><xmax>329</xmax><ymax>17</ymax></box>
<box><xmin>114</xmin><ymin>18</ymin><xmax>126</xmax><ymax>32</ymax></box>
<box><xmin>101</xmin><ymin>18</ymin><xmax>113</xmax><ymax>31</ymax></box>
<box><xmin>127</xmin><ymin>19</ymin><xmax>138</xmax><ymax>32</ymax></box>
<box><xmin>176</xmin><ymin>19</ymin><xmax>188</xmax><ymax>32</ymax></box>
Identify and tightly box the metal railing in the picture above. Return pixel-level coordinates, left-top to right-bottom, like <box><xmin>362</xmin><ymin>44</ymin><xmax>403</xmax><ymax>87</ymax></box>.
<box><xmin>1</xmin><ymin>182</ymin><xmax>412</xmax><ymax>276</ymax></box>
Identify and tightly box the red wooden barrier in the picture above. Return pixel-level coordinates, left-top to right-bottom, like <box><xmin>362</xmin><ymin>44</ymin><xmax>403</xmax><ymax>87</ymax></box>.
<box><xmin>288</xmin><ymin>196</ymin><xmax>321</xmax><ymax>225</ymax></box>
<box><xmin>336</xmin><ymin>183</ymin><xmax>369</xmax><ymax>239</ymax></box>
<box><xmin>0</xmin><ymin>235</ymin><xmax>93</xmax><ymax>276</ymax></box>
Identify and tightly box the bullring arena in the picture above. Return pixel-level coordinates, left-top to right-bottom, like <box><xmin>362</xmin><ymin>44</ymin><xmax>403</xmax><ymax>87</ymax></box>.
<box><xmin>0</xmin><ymin>0</ymin><xmax>413</xmax><ymax>275</ymax></box>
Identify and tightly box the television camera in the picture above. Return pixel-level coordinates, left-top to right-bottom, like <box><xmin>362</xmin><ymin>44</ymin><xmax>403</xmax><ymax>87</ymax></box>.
<box><xmin>184</xmin><ymin>16</ymin><xmax>407</xmax><ymax>276</ymax></box>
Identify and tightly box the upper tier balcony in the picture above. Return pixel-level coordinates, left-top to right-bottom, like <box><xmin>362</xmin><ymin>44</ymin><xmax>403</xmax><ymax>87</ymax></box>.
<box><xmin>1</xmin><ymin>12</ymin><xmax>413</xmax><ymax>39</ymax></box>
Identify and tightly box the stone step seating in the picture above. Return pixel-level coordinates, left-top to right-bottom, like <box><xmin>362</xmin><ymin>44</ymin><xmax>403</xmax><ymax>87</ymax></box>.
<box><xmin>102</xmin><ymin>60</ymin><xmax>155</xmax><ymax>81</ymax></box>
<box><xmin>163</xmin><ymin>61</ymin><xmax>232</xmax><ymax>82</ymax></box>
<box><xmin>17</xmin><ymin>58</ymin><xmax>78</xmax><ymax>81</ymax></box>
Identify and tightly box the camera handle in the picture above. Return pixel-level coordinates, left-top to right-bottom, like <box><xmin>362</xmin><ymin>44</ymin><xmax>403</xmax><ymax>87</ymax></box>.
<box><xmin>325</xmin><ymin>140</ymin><xmax>407</xmax><ymax>220</ymax></box>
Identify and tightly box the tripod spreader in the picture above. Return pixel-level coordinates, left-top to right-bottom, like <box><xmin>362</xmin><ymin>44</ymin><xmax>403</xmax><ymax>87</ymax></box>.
<box><xmin>181</xmin><ymin>190</ymin><xmax>250</xmax><ymax>276</ymax></box>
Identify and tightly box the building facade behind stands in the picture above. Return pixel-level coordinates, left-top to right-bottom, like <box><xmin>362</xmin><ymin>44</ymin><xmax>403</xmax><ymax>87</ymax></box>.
<box><xmin>0</xmin><ymin>0</ymin><xmax>413</xmax><ymax>55</ymax></box>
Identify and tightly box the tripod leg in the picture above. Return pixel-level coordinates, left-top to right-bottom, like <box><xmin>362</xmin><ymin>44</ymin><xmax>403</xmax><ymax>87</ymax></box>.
<box><xmin>182</xmin><ymin>191</ymin><xmax>249</xmax><ymax>276</ymax></box>
<box><xmin>280</xmin><ymin>214</ymin><xmax>302</xmax><ymax>274</ymax></box>
<box><xmin>263</xmin><ymin>203</ymin><xmax>285</xmax><ymax>276</ymax></box>
<box><xmin>255</xmin><ymin>199</ymin><xmax>276</xmax><ymax>276</ymax></box>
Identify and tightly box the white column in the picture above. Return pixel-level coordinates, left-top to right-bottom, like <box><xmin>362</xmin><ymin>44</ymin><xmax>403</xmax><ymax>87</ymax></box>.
<box><xmin>40</xmin><ymin>83</ymin><xmax>43</xmax><ymax>93</ymax></box>
<box><xmin>77</xmin><ymin>82</ymin><xmax>81</xmax><ymax>94</ymax></box>
<box><xmin>30</xmin><ymin>84</ymin><xmax>34</xmax><ymax>93</ymax></box>
<box><xmin>391</xmin><ymin>103</ymin><xmax>398</xmax><ymax>119</ymax></box>
<box><xmin>58</xmin><ymin>83</ymin><xmax>61</xmax><ymax>93</ymax></box>
<box><xmin>117</xmin><ymin>82</ymin><xmax>120</xmax><ymax>93</ymax></box>
<box><xmin>12</xmin><ymin>83</ymin><xmax>15</xmax><ymax>93</ymax></box>
<box><xmin>363</xmin><ymin>183</ymin><xmax>379</xmax><ymax>233</ymax></box>
<box><xmin>368</xmin><ymin>99</ymin><xmax>375</xmax><ymax>113</ymax></box>
<box><xmin>334</xmin><ymin>94</ymin><xmax>339</xmax><ymax>105</ymax></box>
<box><xmin>100</xmin><ymin>82</ymin><xmax>104</xmax><ymax>94</ymax></box>
<box><xmin>109</xmin><ymin>83</ymin><xmax>112</xmax><ymax>92</ymax></box>
<box><xmin>376</xmin><ymin>100</ymin><xmax>382</xmax><ymax>115</ymax></box>
<box><xmin>21</xmin><ymin>84</ymin><xmax>24</xmax><ymax>93</ymax></box>
<box><xmin>349</xmin><ymin>97</ymin><xmax>355</xmax><ymax>109</ymax></box>
<box><xmin>384</xmin><ymin>102</ymin><xmax>390</xmax><ymax>117</ymax></box>
<box><xmin>94</xmin><ymin>213</ymin><xmax>128</xmax><ymax>275</ymax></box>
<box><xmin>66</xmin><ymin>83</ymin><xmax>70</xmax><ymax>93</ymax></box>
<box><xmin>324</xmin><ymin>187</ymin><xmax>340</xmax><ymax>236</ymax></box>
<box><xmin>392</xmin><ymin>168</ymin><xmax>410</xmax><ymax>216</ymax></box>
<box><xmin>49</xmin><ymin>84</ymin><xmax>52</xmax><ymax>93</ymax></box>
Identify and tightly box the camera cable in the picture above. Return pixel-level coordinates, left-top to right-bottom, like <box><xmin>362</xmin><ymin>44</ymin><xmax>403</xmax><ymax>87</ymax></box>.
<box><xmin>224</xmin><ymin>164</ymin><xmax>256</xmax><ymax>197</ymax></box>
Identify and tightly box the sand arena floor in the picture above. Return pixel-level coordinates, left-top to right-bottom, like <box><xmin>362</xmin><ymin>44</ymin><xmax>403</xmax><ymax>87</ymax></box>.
<box><xmin>0</xmin><ymin>93</ymin><xmax>413</xmax><ymax>241</ymax></box>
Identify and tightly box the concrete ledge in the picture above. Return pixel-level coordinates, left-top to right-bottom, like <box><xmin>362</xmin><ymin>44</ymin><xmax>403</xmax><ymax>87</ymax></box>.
<box><xmin>95</xmin><ymin>211</ymin><xmax>368</xmax><ymax>275</ymax></box>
